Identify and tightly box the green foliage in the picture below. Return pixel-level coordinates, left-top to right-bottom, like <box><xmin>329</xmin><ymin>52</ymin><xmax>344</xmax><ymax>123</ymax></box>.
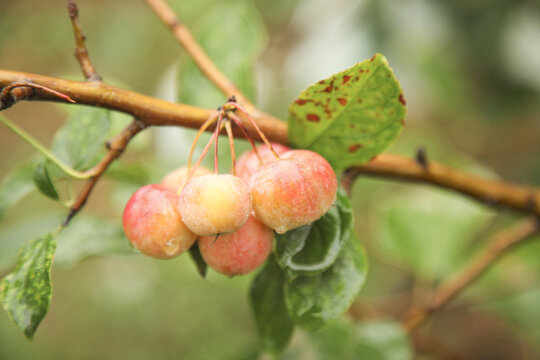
<box><xmin>0</xmin><ymin>163</ymin><xmax>35</xmax><ymax>221</ymax></box>
<box><xmin>54</xmin><ymin>217</ymin><xmax>134</xmax><ymax>268</ymax></box>
<box><xmin>288</xmin><ymin>54</ymin><xmax>406</xmax><ymax>170</ymax></box>
<box><xmin>177</xmin><ymin>0</ymin><xmax>267</xmax><ymax>107</ymax></box>
<box><xmin>32</xmin><ymin>159</ymin><xmax>59</xmax><ymax>200</ymax></box>
<box><xmin>309</xmin><ymin>319</ymin><xmax>412</xmax><ymax>360</ymax></box>
<box><xmin>0</xmin><ymin>233</ymin><xmax>56</xmax><ymax>339</ymax></box>
<box><xmin>284</xmin><ymin>234</ymin><xmax>367</xmax><ymax>331</ymax></box>
<box><xmin>32</xmin><ymin>107</ymin><xmax>111</xmax><ymax>200</ymax></box>
<box><xmin>275</xmin><ymin>188</ymin><xmax>353</xmax><ymax>277</ymax></box>
<box><xmin>249</xmin><ymin>257</ymin><xmax>295</xmax><ymax>355</ymax></box>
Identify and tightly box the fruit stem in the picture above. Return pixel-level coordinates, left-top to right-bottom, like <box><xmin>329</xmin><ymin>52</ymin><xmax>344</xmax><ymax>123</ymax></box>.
<box><xmin>187</xmin><ymin>113</ymin><xmax>218</xmax><ymax>170</ymax></box>
<box><xmin>226</xmin><ymin>102</ymin><xmax>280</xmax><ymax>160</ymax></box>
<box><xmin>224</xmin><ymin>120</ymin><xmax>236</xmax><ymax>176</ymax></box>
<box><xmin>180</xmin><ymin>114</ymin><xmax>221</xmax><ymax>194</ymax></box>
<box><xmin>227</xmin><ymin>112</ymin><xmax>263</xmax><ymax>164</ymax></box>
<box><xmin>214</xmin><ymin>111</ymin><xmax>223</xmax><ymax>174</ymax></box>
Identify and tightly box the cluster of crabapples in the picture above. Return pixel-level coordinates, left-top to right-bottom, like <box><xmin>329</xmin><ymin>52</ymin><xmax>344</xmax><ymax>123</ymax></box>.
<box><xmin>122</xmin><ymin>101</ymin><xmax>337</xmax><ymax>276</ymax></box>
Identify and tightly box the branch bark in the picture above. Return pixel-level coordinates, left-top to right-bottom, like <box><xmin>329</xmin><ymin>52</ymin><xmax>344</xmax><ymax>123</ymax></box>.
<box><xmin>401</xmin><ymin>217</ymin><xmax>540</xmax><ymax>332</ymax></box>
<box><xmin>1</xmin><ymin>69</ymin><xmax>539</xmax><ymax>217</ymax></box>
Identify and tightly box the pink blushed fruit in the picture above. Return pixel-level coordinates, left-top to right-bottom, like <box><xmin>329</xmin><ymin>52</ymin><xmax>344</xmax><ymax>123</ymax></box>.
<box><xmin>160</xmin><ymin>165</ymin><xmax>212</xmax><ymax>192</ymax></box>
<box><xmin>122</xmin><ymin>184</ymin><xmax>197</xmax><ymax>259</ymax></box>
<box><xmin>199</xmin><ymin>215</ymin><xmax>274</xmax><ymax>276</ymax></box>
<box><xmin>236</xmin><ymin>142</ymin><xmax>290</xmax><ymax>184</ymax></box>
<box><xmin>178</xmin><ymin>174</ymin><xmax>251</xmax><ymax>236</ymax></box>
<box><xmin>250</xmin><ymin>149</ymin><xmax>337</xmax><ymax>234</ymax></box>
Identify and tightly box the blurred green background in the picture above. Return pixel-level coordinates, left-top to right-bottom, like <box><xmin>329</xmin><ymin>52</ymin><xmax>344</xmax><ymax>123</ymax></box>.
<box><xmin>0</xmin><ymin>0</ymin><xmax>539</xmax><ymax>359</ymax></box>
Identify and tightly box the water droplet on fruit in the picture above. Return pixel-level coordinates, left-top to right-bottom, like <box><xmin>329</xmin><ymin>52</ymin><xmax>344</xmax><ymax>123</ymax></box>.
<box><xmin>163</xmin><ymin>240</ymin><xmax>180</xmax><ymax>256</ymax></box>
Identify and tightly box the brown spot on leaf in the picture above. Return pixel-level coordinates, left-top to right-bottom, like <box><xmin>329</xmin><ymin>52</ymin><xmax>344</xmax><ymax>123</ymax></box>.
<box><xmin>338</xmin><ymin>98</ymin><xmax>347</xmax><ymax>105</ymax></box>
<box><xmin>401</xmin><ymin>119</ymin><xmax>406</xmax><ymax>126</ymax></box>
<box><xmin>348</xmin><ymin>144</ymin><xmax>363</xmax><ymax>153</ymax></box>
<box><xmin>342</xmin><ymin>75</ymin><xmax>351</xmax><ymax>84</ymax></box>
<box><xmin>295</xmin><ymin>99</ymin><xmax>307</xmax><ymax>105</ymax></box>
<box><xmin>357</xmin><ymin>98</ymin><xmax>363</xmax><ymax>103</ymax></box>
<box><xmin>370</xmin><ymin>55</ymin><xmax>376</xmax><ymax>62</ymax></box>
<box><xmin>306</xmin><ymin>114</ymin><xmax>320</xmax><ymax>122</ymax></box>
<box><xmin>318</xmin><ymin>80</ymin><xmax>326</xmax><ymax>85</ymax></box>
<box><xmin>324</xmin><ymin>85</ymin><xmax>333</xmax><ymax>93</ymax></box>
<box><xmin>360</xmin><ymin>69</ymin><xmax>365</xmax><ymax>73</ymax></box>
<box><xmin>398</xmin><ymin>94</ymin><xmax>406</xmax><ymax>105</ymax></box>
<box><xmin>365</xmin><ymin>69</ymin><xmax>370</xmax><ymax>74</ymax></box>
<box><xmin>354</xmin><ymin>76</ymin><xmax>359</xmax><ymax>81</ymax></box>
<box><xmin>389</xmin><ymin>110</ymin><xmax>394</xmax><ymax>115</ymax></box>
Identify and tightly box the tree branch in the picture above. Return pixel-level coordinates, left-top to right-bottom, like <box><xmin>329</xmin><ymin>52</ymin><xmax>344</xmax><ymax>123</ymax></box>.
<box><xmin>401</xmin><ymin>217</ymin><xmax>540</xmax><ymax>332</ymax></box>
<box><xmin>1</xmin><ymin>69</ymin><xmax>539</xmax><ymax>217</ymax></box>
<box><xmin>345</xmin><ymin>154</ymin><xmax>540</xmax><ymax>217</ymax></box>
<box><xmin>67</xmin><ymin>0</ymin><xmax>101</xmax><ymax>81</ymax></box>
<box><xmin>0</xmin><ymin>70</ymin><xmax>288</xmax><ymax>144</ymax></box>
<box><xmin>143</xmin><ymin>0</ymin><xmax>252</xmax><ymax>108</ymax></box>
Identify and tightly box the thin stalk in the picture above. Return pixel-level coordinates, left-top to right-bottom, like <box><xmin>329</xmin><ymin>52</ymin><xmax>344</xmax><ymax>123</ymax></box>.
<box><xmin>0</xmin><ymin>114</ymin><xmax>90</xmax><ymax>180</ymax></box>
<box><xmin>224</xmin><ymin>120</ymin><xmax>236</xmax><ymax>176</ymax></box>
<box><xmin>187</xmin><ymin>113</ymin><xmax>218</xmax><ymax>169</ymax></box>
<box><xmin>227</xmin><ymin>112</ymin><xmax>262</xmax><ymax>164</ymax></box>
<box><xmin>226</xmin><ymin>102</ymin><xmax>280</xmax><ymax>160</ymax></box>
<box><xmin>214</xmin><ymin>112</ymin><xmax>223</xmax><ymax>174</ymax></box>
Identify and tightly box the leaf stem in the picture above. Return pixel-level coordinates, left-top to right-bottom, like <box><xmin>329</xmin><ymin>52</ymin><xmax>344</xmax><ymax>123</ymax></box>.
<box><xmin>0</xmin><ymin>114</ymin><xmax>90</xmax><ymax>180</ymax></box>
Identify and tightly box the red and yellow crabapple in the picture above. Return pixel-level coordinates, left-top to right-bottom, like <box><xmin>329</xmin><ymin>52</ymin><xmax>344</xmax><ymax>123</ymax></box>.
<box><xmin>178</xmin><ymin>174</ymin><xmax>251</xmax><ymax>236</ymax></box>
<box><xmin>198</xmin><ymin>215</ymin><xmax>274</xmax><ymax>276</ymax></box>
<box><xmin>250</xmin><ymin>149</ymin><xmax>337</xmax><ymax>234</ymax></box>
<box><xmin>122</xmin><ymin>184</ymin><xmax>196</xmax><ymax>259</ymax></box>
<box><xmin>236</xmin><ymin>142</ymin><xmax>290</xmax><ymax>184</ymax></box>
<box><xmin>160</xmin><ymin>165</ymin><xmax>212</xmax><ymax>192</ymax></box>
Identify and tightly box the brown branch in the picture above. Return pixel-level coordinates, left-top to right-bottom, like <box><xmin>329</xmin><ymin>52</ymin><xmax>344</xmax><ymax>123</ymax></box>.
<box><xmin>143</xmin><ymin>0</ymin><xmax>252</xmax><ymax>108</ymax></box>
<box><xmin>0</xmin><ymin>70</ymin><xmax>288</xmax><ymax>144</ymax></box>
<box><xmin>1</xmin><ymin>70</ymin><xmax>539</xmax><ymax>220</ymax></box>
<box><xmin>67</xmin><ymin>1</ymin><xmax>101</xmax><ymax>81</ymax></box>
<box><xmin>63</xmin><ymin>120</ymin><xmax>145</xmax><ymax>226</ymax></box>
<box><xmin>345</xmin><ymin>154</ymin><xmax>540</xmax><ymax>217</ymax></box>
<box><xmin>401</xmin><ymin>217</ymin><xmax>540</xmax><ymax>332</ymax></box>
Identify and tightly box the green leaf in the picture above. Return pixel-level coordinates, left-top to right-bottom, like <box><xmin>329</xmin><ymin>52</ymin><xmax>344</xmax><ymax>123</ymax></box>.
<box><xmin>275</xmin><ymin>188</ymin><xmax>353</xmax><ymax>277</ymax></box>
<box><xmin>249</xmin><ymin>257</ymin><xmax>295</xmax><ymax>355</ymax></box>
<box><xmin>288</xmin><ymin>54</ymin><xmax>406</xmax><ymax>170</ymax></box>
<box><xmin>309</xmin><ymin>320</ymin><xmax>412</xmax><ymax>360</ymax></box>
<box><xmin>0</xmin><ymin>233</ymin><xmax>57</xmax><ymax>339</ymax></box>
<box><xmin>0</xmin><ymin>163</ymin><xmax>35</xmax><ymax>221</ymax></box>
<box><xmin>284</xmin><ymin>234</ymin><xmax>368</xmax><ymax>331</ymax></box>
<box><xmin>177</xmin><ymin>0</ymin><xmax>267</xmax><ymax>107</ymax></box>
<box><xmin>105</xmin><ymin>162</ymin><xmax>152</xmax><ymax>185</ymax></box>
<box><xmin>32</xmin><ymin>160</ymin><xmax>59</xmax><ymax>200</ymax></box>
<box><xmin>52</xmin><ymin>106</ymin><xmax>111</xmax><ymax>172</ymax></box>
<box><xmin>188</xmin><ymin>243</ymin><xmax>207</xmax><ymax>279</ymax></box>
<box><xmin>54</xmin><ymin>216</ymin><xmax>135</xmax><ymax>268</ymax></box>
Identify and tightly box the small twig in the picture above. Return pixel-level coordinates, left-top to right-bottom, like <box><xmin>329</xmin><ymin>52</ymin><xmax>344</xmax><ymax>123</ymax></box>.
<box><xmin>143</xmin><ymin>0</ymin><xmax>251</xmax><ymax>107</ymax></box>
<box><xmin>401</xmin><ymin>218</ymin><xmax>540</xmax><ymax>332</ymax></box>
<box><xmin>415</xmin><ymin>146</ymin><xmax>428</xmax><ymax>170</ymax></box>
<box><xmin>1</xmin><ymin>81</ymin><xmax>75</xmax><ymax>110</ymax></box>
<box><xmin>67</xmin><ymin>1</ymin><xmax>101</xmax><ymax>81</ymax></box>
<box><xmin>63</xmin><ymin>120</ymin><xmax>145</xmax><ymax>226</ymax></box>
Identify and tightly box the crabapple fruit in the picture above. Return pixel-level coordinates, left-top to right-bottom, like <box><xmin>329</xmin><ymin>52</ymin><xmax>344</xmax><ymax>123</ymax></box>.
<box><xmin>160</xmin><ymin>165</ymin><xmax>212</xmax><ymax>192</ymax></box>
<box><xmin>236</xmin><ymin>142</ymin><xmax>290</xmax><ymax>184</ymax></box>
<box><xmin>250</xmin><ymin>149</ymin><xmax>337</xmax><ymax>234</ymax></box>
<box><xmin>178</xmin><ymin>174</ymin><xmax>251</xmax><ymax>236</ymax></box>
<box><xmin>198</xmin><ymin>215</ymin><xmax>274</xmax><ymax>276</ymax></box>
<box><xmin>122</xmin><ymin>184</ymin><xmax>197</xmax><ymax>259</ymax></box>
